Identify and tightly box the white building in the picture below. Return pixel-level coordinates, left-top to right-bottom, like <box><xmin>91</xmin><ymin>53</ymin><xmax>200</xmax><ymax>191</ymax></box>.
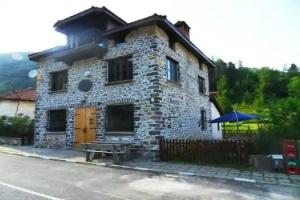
<box><xmin>210</xmin><ymin>92</ymin><xmax>223</xmax><ymax>139</ymax></box>
<box><xmin>0</xmin><ymin>88</ymin><xmax>35</xmax><ymax>118</ymax></box>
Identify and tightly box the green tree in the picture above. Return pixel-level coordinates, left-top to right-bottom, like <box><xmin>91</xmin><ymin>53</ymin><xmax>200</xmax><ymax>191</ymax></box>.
<box><xmin>287</xmin><ymin>63</ymin><xmax>299</xmax><ymax>78</ymax></box>
<box><xmin>256</xmin><ymin>67</ymin><xmax>288</xmax><ymax>102</ymax></box>
<box><xmin>288</xmin><ymin>63</ymin><xmax>299</xmax><ymax>73</ymax></box>
<box><xmin>288</xmin><ymin>76</ymin><xmax>300</xmax><ymax>98</ymax></box>
<box><xmin>269</xmin><ymin>98</ymin><xmax>300</xmax><ymax>138</ymax></box>
<box><xmin>217</xmin><ymin>76</ymin><xmax>232</xmax><ymax>112</ymax></box>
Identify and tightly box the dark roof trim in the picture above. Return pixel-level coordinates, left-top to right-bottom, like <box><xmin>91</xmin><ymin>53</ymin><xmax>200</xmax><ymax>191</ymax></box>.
<box><xmin>103</xmin><ymin>14</ymin><xmax>214</xmax><ymax>68</ymax></box>
<box><xmin>30</xmin><ymin>12</ymin><xmax>214</xmax><ymax>67</ymax></box>
<box><xmin>28</xmin><ymin>46</ymin><xmax>66</xmax><ymax>62</ymax></box>
<box><xmin>54</xmin><ymin>6</ymin><xmax>127</xmax><ymax>33</ymax></box>
<box><xmin>164</xmin><ymin>19</ymin><xmax>214</xmax><ymax>68</ymax></box>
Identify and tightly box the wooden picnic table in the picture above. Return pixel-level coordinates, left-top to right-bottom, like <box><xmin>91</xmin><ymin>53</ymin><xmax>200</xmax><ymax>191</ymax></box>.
<box><xmin>81</xmin><ymin>141</ymin><xmax>132</xmax><ymax>164</ymax></box>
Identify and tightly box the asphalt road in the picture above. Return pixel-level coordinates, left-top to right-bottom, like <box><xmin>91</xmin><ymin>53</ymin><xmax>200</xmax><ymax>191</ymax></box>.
<box><xmin>0</xmin><ymin>152</ymin><xmax>299</xmax><ymax>200</ymax></box>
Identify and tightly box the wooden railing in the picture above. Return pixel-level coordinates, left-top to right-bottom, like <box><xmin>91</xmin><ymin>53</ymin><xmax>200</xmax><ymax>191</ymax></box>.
<box><xmin>159</xmin><ymin>139</ymin><xmax>249</xmax><ymax>165</ymax></box>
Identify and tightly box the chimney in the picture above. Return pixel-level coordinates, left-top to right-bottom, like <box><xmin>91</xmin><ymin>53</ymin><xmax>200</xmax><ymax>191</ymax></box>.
<box><xmin>174</xmin><ymin>21</ymin><xmax>190</xmax><ymax>39</ymax></box>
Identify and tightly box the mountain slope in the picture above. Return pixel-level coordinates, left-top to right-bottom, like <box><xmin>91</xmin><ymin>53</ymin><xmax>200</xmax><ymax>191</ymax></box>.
<box><xmin>0</xmin><ymin>52</ymin><xmax>36</xmax><ymax>94</ymax></box>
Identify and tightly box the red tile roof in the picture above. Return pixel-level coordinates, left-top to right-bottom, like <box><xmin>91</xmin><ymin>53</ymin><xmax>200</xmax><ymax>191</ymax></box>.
<box><xmin>0</xmin><ymin>88</ymin><xmax>36</xmax><ymax>101</ymax></box>
<box><xmin>209</xmin><ymin>91</ymin><xmax>219</xmax><ymax>97</ymax></box>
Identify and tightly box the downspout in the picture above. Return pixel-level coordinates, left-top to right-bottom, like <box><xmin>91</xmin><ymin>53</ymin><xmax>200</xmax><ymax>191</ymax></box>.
<box><xmin>6</xmin><ymin>78</ymin><xmax>21</xmax><ymax>115</ymax></box>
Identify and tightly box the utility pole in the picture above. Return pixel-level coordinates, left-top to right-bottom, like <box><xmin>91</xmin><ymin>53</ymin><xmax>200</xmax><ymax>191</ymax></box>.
<box><xmin>0</xmin><ymin>74</ymin><xmax>23</xmax><ymax>115</ymax></box>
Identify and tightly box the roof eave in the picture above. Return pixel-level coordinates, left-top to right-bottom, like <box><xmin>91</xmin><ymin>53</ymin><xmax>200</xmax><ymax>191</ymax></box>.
<box><xmin>54</xmin><ymin>7</ymin><xmax>127</xmax><ymax>33</ymax></box>
<box><xmin>28</xmin><ymin>46</ymin><xmax>66</xmax><ymax>62</ymax></box>
<box><xmin>103</xmin><ymin>16</ymin><xmax>214</xmax><ymax>68</ymax></box>
<box><xmin>163</xmin><ymin>19</ymin><xmax>214</xmax><ymax>68</ymax></box>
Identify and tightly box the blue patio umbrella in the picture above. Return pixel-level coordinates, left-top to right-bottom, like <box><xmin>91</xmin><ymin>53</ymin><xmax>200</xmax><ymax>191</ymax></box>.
<box><xmin>210</xmin><ymin>112</ymin><xmax>259</xmax><ymax>123</ymax></box>
<box><xmin>211</xmin><ymin>111</ymin><xmax>261</xmax><ymax>135</ymax></box>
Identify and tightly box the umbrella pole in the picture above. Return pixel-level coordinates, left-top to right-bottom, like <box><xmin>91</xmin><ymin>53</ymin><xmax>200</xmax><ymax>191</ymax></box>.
<box><xmin>223</xmin><ymin>122</ymin><xmax>225</xmax><ymax>138</ymax></box>
<box><xmin>234</xmin><ymin>110</ymin><xmax>239</xmax><ymax>136</ymax></box>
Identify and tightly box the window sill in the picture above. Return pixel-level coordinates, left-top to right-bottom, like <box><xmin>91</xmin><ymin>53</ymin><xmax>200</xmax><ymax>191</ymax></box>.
<box><xmin>49</xmin><ymin>89</ymin><xmax>68</xmax><ymax>94</ymax></box>
<box><xmin>105</xmin><ymin>131</ymin><xmax>134</xmax><ymax>136</ymax></box>
<box><xmin>104</xmin><ymin>80</ymin><xmax>133</xmax><ymax>86</ymax></box>
<box><xmin>46</xmin><ymin>131</ymin><xmax>66</xmax><ymax>135</ymax></box>
<box><xmin>166</xmin><ymin>80</ymin><xmax>181</xmax><ymax>88</ymax></box>
<box><xmin>199</xmin><ymin>93</ymin><xmax>208</xmax><ymax>97</ymax></box>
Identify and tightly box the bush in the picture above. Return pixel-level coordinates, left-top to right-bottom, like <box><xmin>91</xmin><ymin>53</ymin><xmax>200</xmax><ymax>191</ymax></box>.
<box><xmin>250</xmin><ymin>98</ymin><xmax>300</xmax><ymax>154</ymax></box>
<box><xmin>250</xmin><ymin>129</ymin><xmax>283</xmax><ymax>154</ymax></box>
<box><xmin>0</xmin><ymin>115</ymin><xmax>34</xmax><ymax>138</ymax></box>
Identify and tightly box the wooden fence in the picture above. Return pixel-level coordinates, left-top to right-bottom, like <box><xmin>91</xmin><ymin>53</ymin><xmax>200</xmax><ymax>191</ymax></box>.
<box><xmin>223</xmin><ymin>130</ymin><xmax>258</xmax><ymax>140</ymax></box>
<box><xmin>159</xmin><ymin>139</ymin><xmax>249</xmax><ymax>165</ymax></box>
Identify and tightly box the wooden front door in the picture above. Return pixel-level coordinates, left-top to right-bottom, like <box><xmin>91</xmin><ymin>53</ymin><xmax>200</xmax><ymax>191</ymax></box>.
<box><xmin>74</xmin><ymin>107</ymin><xmax>97</xmax><ymax>148</ymax></box>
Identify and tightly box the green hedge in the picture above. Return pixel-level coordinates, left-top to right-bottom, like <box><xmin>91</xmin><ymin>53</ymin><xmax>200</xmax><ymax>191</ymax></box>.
<box><xmin>0</xmin><ymin>115</ymin><xmax>34</xmax><ymax>137</ymax></box>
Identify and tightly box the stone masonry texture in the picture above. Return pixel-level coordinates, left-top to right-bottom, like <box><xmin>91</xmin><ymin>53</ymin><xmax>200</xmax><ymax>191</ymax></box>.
<box><xmin>34</xmin><ymin>25</ymin><xmax>212</xmax><ymax>152</ymax></box>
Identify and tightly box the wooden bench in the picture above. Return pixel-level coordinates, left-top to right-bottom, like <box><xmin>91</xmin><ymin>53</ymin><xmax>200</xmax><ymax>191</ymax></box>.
<box><xmin>82</xmin><ymin>143</ymin><xmax>130</xmax><ymax>164</ymax></box>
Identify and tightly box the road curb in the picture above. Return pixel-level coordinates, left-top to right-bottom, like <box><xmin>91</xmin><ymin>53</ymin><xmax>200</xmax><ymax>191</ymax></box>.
<box><xmin>0</xmin><ymin>149</ymin><xmax>299</xmax><ymax>188</ymax></box>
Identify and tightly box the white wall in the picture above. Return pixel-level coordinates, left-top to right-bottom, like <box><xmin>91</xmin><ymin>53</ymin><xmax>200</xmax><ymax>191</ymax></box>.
<box><xmin>210</xmin><ymin>102</ymin><xmax>222</xmax><ymax>139</ymax></box>
<box><xmin>0</xmin><ymin>100</ymin><xmax>35</xmax><ymax>118</ymax></box>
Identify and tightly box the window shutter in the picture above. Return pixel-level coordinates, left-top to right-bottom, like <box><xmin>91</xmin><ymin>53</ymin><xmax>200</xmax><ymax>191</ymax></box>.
<box><xmin>204</xmin><ymin>110</ymin><xmax>207</xmax><ymax>130</ymax></box>
<box><xmin>127</xmin><ymin>60</ymin><xmax>133</xmax><ymax>80</ymax></box>
<box><xmin>177</xmin><ymin>64</ymin><xmax>180</xmax><ymax>82</ymax></box>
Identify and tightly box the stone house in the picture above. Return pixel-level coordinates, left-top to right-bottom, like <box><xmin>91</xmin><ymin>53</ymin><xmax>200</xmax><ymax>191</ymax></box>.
<box><xmin>29</xmin><ymin>7</ymin><xmax>215</xmax><ymax>150</ymax></box>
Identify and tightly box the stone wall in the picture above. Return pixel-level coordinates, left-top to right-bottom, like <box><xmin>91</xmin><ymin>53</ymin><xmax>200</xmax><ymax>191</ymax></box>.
<box><xmin>34</xmin><ymin>25</ymin><xmax>212</xmax><ymax>152</ymax></box>
<box><xmin>155</xmin><ymin>29</ymin><xmax>212</xmax><ymax>139</ymax></box>
<box><xmin>0</xmin><ymin>137</ymin><xmax>22</xmax><ymax>146</ymax></box>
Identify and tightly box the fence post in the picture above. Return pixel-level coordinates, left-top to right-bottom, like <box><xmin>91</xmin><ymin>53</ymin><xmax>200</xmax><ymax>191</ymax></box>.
<box><xmin>159</xmin><ymin>138</ymin><xmax>163</xmax><ymax>161</ymax></box>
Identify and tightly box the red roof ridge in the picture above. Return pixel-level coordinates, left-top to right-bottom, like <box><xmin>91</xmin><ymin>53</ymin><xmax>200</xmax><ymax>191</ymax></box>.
<box><xmin>0</xmin><ymin>87</ymin><xmax>36</xmax><ymax>101</ymax></box>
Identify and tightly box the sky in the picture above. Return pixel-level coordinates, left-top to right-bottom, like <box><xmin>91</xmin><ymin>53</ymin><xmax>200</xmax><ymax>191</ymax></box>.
<box><xmin>0</xmin><ymin>0</ymin><xmax>299</xmax><ymax>69</ymax></box>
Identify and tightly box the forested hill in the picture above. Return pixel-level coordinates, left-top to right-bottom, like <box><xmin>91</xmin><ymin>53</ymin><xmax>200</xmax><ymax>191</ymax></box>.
<box><xmin>209</xmin><ymin>59</ymin><xmax>300</xmax><ymax>115</ymax></box>
<box><xmin>0</xmin><ymin>51</ymin><xmax>299</xmax><ymax>115</ymax></box>
<box><xmin>0</xmin><ymin>52</ymin><xmax>36</xmax><ymax>94</ymax></box>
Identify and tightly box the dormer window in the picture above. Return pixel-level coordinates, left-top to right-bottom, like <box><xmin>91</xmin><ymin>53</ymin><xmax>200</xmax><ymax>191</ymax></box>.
<box><xmin>68</xmin><ymin>29</ymin><xmax>102</xmax><ymax>48</ymax></box>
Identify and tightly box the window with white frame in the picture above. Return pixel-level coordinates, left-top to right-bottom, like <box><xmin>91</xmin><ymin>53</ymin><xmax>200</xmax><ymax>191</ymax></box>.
<box><xmin>166</xmin><ymin>57</ymin><xmax>179</xmax><ymax>83</ymax></box>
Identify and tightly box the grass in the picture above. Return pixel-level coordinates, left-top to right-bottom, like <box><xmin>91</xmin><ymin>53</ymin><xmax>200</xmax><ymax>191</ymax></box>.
<box><xmin>223</xmin><ymin>122</ymin><xmax>260</xmax><ymax>132</ymax></box>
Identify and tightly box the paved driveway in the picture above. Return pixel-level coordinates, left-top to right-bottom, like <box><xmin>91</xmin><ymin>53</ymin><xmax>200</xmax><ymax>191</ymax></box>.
<box><xmin>0</xmin><ymin>152</ymin><xmax>299</xmax><ymax>200</ymax></box>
